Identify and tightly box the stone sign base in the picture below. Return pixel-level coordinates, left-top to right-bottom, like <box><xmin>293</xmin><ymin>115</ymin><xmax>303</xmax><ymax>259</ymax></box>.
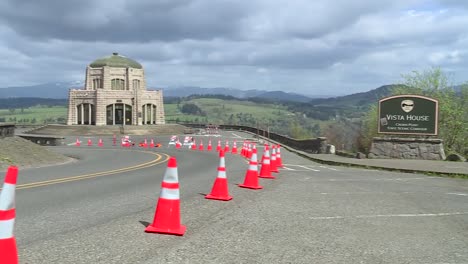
<box><xmin>369</xmin><ymin>137</ymin><xmax>446</xmax><ymax>160</ymax></box>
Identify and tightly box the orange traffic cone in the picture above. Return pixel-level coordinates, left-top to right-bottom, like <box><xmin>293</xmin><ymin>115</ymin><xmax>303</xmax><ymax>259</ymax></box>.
<box><xmin>216</xmin><ymin>140</ymin><xmax>221</xmax><ymax>152</ymax></box>
<box><xmin>0</xmin><ymin>166</ymin><xmax>19</xmax><ymax>264</ymax></box>
<box><xmin>231</xmin><ymin>141</ymin><xmax>238</xmax><ymax>154</ymax></box>
<box><xmin>191</xmin><ymin>139</ymin><xmax>197</xmax><ymax>150</ymax></box>
<box><xmin>175</xmin><ymin>140</ymin><xmax>182</xmax><ymax>149</ymax></box>
<box><xmin>75</xmin><ymin>138</ymin><xmax>81</xmax><ymax>147</ymax></box>
<box><xmin>270</xmin><ymin>145</ymin><xmax>279</xmax><ymax>173</ymax></box>
<box><xmin>145</xmin><ymin>157</ymin><xmax>186</xmax><ymax>236</ymax></box>
<box><xmin>224</xmin><ymin>140</ymin><xmax>230</xmax><ymax>153</ymax></box>
<box><xmin>143</xmin><ymin>138</ymin><xmax>148</xmax><ymax>148</ymax></box>
<box><xmin>199</xmin><ymin>140</ymin><xmax>204</xmax><ymax>151</ymax></box>
<box><xmin>259</xmin><ymin>145</ymin><xmax>275</xmax><ymax>179</ymax></box>
<box><xmin>207</xmin><ymin>139</ymin><xmax>212</xmax><ymax>151</ymax></box>
<box><xmin>150</xmin><ymin>139</ymin><xmax>155</xmax><ymax>148</ymax></box>
<box><xmin>247</xmin><ymin>144</ymin><xmax>252</xmax><ymax>159</ymax></box>
<box><xmin>87</xmin><ymin>139</ymin><xmax>93</xmax><ymax>146</ymax></box>
<box><xmin>239</xmin><ymin>147</ymin><xmax>262</xmax><ymax>189</ymax></box>
<box><xmin>205</xmin><ymin>150</ymin><xmax>232</xmax><ymax>201</ymax></box>
<box><xmin>98</xmin><ymin>138</ymin><xmax>103</xmax><ymax>147</ymax></box>
<box><xmin>276</xmin><ymin>145</ymin><xmax>284</xmax><ymax>167</ymax></box>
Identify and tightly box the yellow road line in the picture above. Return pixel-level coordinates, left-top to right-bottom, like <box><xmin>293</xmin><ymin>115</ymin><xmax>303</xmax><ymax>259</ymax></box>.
<box><xmin>7</xmin><ymin>150</ymin><xmax>170</xmax><ymax>190</ymax></box>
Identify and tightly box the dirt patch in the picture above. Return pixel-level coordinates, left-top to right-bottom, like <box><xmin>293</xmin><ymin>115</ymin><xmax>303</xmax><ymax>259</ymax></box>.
<box><xmin>0</xmin><ymin>137</ymin><xmax>72</xmax><ymax>171</ymax></box>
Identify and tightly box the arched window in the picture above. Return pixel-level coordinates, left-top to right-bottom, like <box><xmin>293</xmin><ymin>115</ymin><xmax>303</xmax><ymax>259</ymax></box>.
<box><xmin>111</xmin><ymin>79</ymin><xmax>125</xmax><ymax>90</ymax></box>
<box><xmin>76</xmin><ymin>103</ymin><xmax>95</xmax><ymax>125</ymax></box>
<box><xmin>92</xmin><ymin>78</ymin><xmax>102</xmax><ymax>89</ymax></box>
<box><xmin>133</xmin><ymin>79</ymin><xmax>140</xmax><ymax>90</ymax></box>
<box><xmin>142</xmin><ymin>103</ymin><xmax>157</xmax><ymax>124</ymax></box>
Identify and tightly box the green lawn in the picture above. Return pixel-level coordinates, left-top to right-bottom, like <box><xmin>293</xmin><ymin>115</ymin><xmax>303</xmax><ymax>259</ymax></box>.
<box><xmin>0</xmin><ymin>99</ymin><xmax>325</xmax><ymax>137</ymax></box>
<box><xmin>0</xmin><ymin>106</ymin><xmax>68</xmax><ymax>124</ymax></box>
<box><xmin>165</xmin><ymin>98</ymin><xmax>296</xmax><ymax>125</ymax></box>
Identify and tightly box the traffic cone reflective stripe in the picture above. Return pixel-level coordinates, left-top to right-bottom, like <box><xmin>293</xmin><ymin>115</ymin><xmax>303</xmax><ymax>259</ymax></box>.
<box><xmin>239</xmin><ymin>148</ymin><xmax>262</xmax><ymax>189</ymax></box>
<box><xmin>259</xmin><ymin>146</ymin><xmax>275</xmax><ymax>179</ymax></box>
<box><xmin>206</xmin><ymin>150</ymin><xmax>232</xmax><ymax>201</ymax></box>
<box><xmin>145</xmin><ymin>157</ymin><xmax>186</xmax><ymax>236</ymax></box>
<box><xmin>0</xmin><ymin>166</ymin><xmax>19</xmax><ymax>264</ymax></box>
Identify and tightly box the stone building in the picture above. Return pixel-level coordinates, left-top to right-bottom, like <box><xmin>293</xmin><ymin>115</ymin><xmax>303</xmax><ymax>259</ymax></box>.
<box><xmin>67</xmin><ymin>53</ymin><xmax>165</xmax><ymax>126</ymax></box>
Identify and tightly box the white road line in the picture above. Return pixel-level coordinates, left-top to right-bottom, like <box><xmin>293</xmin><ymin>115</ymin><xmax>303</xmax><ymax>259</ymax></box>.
<box><xmin>231</xmin><ymin>133</ymin><xmax>243</xmax><ymax>138</ymax></box>
<box><xmin>296</xmin><ymin>165</ymin><xmax>320</xmax><ymax>171</ymax></box>
<box><xmin>319</xmin><ymin>165</ymin><xmax>338</xmax><ymax>171</ymax></box>
<box><xmin>321</xmin><ymin>177</ymin><xmax>439</xmax><ymax>182</ymax></box>
<box><xmin>310</xmin><ymin>212</ymin><xmax>468</xmax><ymax>220</ymax></box>
<box><xmin>281</xmin><ymin>166</ymin><xmax>295</xmax><ymax>171</ymax></box>
<box><xmin>447</xmin><ymin>193</ymin><xmax>468</xmax><ymax>196</ymax></box>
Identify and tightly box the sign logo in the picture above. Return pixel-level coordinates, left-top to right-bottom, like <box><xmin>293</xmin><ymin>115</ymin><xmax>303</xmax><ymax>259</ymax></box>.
<box><xmin>401</xmin><ymin>99</ymin><xmax>414</xmax><ymax>113</ymax></box>
<box><xmin>378</xmin><ymin>95</ymin><xmax>438</xmax><ymax>136</ymax></box>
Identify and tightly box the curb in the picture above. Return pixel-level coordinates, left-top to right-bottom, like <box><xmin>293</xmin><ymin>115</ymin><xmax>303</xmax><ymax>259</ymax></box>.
<box><xmin>238</xmin><ymin>131</ymin><xmax>468</xmax><ymax>178</ymax></box>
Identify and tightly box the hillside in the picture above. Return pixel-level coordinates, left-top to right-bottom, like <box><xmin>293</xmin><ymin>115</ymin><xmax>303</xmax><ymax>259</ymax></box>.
<box><xmin>0</xmin><ymin>81</ymin><xmax>84</xmax><ymax>99</ymax></box>
<box><xmin>0</xmin><ymin>85</ymin><xmax>395</xmax><ymax>125</ymax></box>
<box><xmin>307</xmin><ymin>85</ymin><xmax>397</xmax><ymax>107</ymax></box>
<box><xmin>0</xmin><ymin>82</ymin><xmax>312</xmax><ymax>102</ymax></box>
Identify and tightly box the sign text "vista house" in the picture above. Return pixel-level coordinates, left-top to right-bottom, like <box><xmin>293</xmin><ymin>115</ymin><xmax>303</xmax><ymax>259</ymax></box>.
<box><xmin>385</xmin><ymin>115</ymin><xmax>430</xmax><ymax>122</ymax></box>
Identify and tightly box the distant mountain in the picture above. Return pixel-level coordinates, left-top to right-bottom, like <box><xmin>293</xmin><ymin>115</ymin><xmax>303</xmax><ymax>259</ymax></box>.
<box><xmin>0</xmin><ymin>81</ymin><xmax>84</xmax><ymax>99</ymax></box>
<box><xmin>307</xmin><ymin>85</ymin><xmax>398</xmax><ymax>106</ymax></box>
<box><xmin>162</xmin><ymin>86</ymin><xmax>312</xmax><ymax>102</ymax></box>
<box><xmin>0</xmin><ymin>82</ymin><xmax>313</xmax><ymax>102</ymax></box>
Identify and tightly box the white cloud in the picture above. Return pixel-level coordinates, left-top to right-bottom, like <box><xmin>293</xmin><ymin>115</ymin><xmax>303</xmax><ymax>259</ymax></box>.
<box><xmin>0</xmin><ymin>0</ymin><xmax>467</xmax><ymax>96</ymax></box>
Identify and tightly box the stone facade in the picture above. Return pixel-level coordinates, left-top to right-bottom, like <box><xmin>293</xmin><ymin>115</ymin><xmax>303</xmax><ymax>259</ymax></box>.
<box><xmin>67</xmin><ymin>53</ymin><xmax>165</xmax><ymax>126</ymax></box>
<box><xmin>369</xmin><ymin>137</ymin><xmax>446</xmax><ymax>160</ymax></box>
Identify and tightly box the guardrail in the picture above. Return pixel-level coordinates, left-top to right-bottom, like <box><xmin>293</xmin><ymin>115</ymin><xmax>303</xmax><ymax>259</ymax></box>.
<box><xmin>183</xmin><ymin>123</ymin><xmax>328</xmax><ymax>154</ymax></box>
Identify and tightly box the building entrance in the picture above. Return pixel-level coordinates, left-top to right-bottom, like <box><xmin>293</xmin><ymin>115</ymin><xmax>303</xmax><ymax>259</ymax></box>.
<box><xmin>107</xmin><ymin>104</ymin><xmax>132</xmax><ymax>125</ymax></box>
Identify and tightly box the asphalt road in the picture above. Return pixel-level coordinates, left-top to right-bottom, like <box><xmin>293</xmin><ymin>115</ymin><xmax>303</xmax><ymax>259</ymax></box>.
<box><xmin>6</xmin><ymin>131</ymin><xmax>468</xmax><ymax>263</ymax></box>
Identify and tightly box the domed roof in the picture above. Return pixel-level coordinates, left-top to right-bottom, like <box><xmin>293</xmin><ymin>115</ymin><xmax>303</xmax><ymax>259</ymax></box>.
<box><xmin>89</xmin><ymin>52</ymin><xmax>143</xmax><ymax>69</ymax></box>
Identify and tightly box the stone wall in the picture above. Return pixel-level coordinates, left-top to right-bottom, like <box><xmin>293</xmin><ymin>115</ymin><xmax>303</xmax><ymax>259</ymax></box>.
<box><xmin>183</xmin><ymin>123</ymin><xmax>328</xmax><ymax>154</ymax></box>
<box><xmin>0</xmin><ymin>123</ymin><xmax>15</xmax><ymax>138</ymax></box>
<box><xmin>369</xmin><ymin>137</ymin><xmax>446</xmax><ymax>160</ymax></box>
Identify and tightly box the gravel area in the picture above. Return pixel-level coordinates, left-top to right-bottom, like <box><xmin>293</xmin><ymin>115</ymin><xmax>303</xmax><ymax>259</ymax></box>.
<box><xmin>0</xmin><ymin>136</ymin><xmax>72</xmax><ymax>171</ymax></box>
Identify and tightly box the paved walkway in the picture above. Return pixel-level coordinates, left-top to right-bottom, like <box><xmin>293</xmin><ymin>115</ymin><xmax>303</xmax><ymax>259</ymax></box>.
<box><xmin>301</xmin><ymin>152</ymin><xmax>468</xmax><ymax>176</ymax></box>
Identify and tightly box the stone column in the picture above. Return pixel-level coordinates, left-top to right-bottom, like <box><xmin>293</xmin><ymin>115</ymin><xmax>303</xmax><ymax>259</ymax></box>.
<box><xmin>80</xmin><ymin>104</ymin><xmax>84</xmax><ymax>125</ymax></box>
<box><xmin>88</xmin><ymin>104</ymin><xmax>92</xmax><ymax>125</ymax></box>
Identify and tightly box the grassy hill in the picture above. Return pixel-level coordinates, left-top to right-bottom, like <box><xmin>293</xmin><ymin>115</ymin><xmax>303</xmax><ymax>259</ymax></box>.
<box><xmin>0</xmin><ymin>85</ymin><xmax>394</xmax><ymax>138</ymax></box>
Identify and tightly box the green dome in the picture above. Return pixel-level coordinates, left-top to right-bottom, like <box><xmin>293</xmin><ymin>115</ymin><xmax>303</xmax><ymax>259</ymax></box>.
<box><xmin>89</xmin><ymin>52</ymin><xmax>143</xmax><ymax>69</ymax></box>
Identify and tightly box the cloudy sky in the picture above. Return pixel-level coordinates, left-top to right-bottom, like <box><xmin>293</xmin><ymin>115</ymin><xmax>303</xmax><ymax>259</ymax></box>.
<box><xmin>0</xmin><ymin>0</ymin><xmax>467</xmax><ymax>96</ymax></box>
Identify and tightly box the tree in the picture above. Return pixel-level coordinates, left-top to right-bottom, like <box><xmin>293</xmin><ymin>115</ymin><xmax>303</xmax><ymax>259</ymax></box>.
<box><xmin>181</xmin><ymin>103</ymin><xmax>203</xmax><ymax>115</ymax></box>
<box><xmin>359</xmin><ymin>67</ymin><xmax>467</xmax><ymax>156</ymax></box>
<box><xmin>399</xmin><ymin>67</ymin><xmax>467</xmax><ymax>155</ymax></box>
<box><xmin>357</xmin><ymin>104</ymin><xmax>378</xmax><ymax>152</ymax></box>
